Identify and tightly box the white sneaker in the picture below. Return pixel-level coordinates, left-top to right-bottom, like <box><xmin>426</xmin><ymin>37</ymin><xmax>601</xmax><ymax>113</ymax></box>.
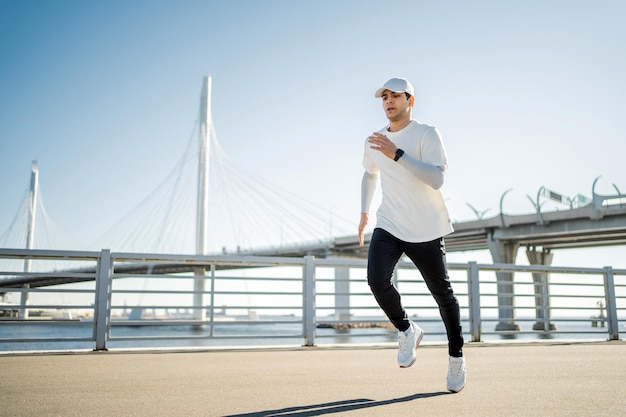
<box><xmin>447</xmin><ymin>356</ymin><xmax>466</xmax><ymax>392</ymax></box>
<box><xmin>397</xmin><ymin>321</ymin><xmax>424</xmax><ymax>368</ymax></box>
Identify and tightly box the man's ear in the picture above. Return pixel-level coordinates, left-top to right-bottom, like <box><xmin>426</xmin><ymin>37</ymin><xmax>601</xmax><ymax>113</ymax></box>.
<box><xmin>409</xmin><ymin>95</ymin><xmax>415</xmax><ymax>106</ymax></box>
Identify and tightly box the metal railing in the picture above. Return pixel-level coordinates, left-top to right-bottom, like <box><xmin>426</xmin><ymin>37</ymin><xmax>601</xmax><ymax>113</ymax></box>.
<box><xmin>0</xmin><ymin>248</ymin><xmax>623</xmax><ymax>351</ymax></box>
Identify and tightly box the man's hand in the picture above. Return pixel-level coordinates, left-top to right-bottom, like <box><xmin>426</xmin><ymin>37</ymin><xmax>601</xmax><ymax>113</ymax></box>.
<box><xmin>368</xmin><ymin>132</ymin><xmax>397</xmax><ymax>159</ymax></box>
<box><xmin>358</xmin><ymin>212</ymin><xmax>369</xmax><ymax>246</ymax></box>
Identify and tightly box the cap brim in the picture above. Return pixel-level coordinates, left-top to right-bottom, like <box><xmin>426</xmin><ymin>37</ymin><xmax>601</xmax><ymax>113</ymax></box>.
<box><xmin>374</xmin><ymin>87</ymin><xmax>387</xmax><ymax>98</ymax></box>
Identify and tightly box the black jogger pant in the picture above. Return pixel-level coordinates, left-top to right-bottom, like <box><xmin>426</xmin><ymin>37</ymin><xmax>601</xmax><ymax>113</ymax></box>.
<box><xmin>367</xmin><ymin>228</ymin><xmax>464</xmax><ymax>357</ymax></box>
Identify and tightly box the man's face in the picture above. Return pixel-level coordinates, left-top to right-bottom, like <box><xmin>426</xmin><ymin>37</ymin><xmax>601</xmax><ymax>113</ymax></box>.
<box><xmin>381</xmin><ymin>90</ymin><xmax>412</xmax><ymax>122</ymax></box>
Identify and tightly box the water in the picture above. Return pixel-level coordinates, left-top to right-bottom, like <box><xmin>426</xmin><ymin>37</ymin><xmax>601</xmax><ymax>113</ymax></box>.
<box><xmin>0</xmin><ymin>316</ymin><xmax>614</xmax><ymax>352</ymax></box>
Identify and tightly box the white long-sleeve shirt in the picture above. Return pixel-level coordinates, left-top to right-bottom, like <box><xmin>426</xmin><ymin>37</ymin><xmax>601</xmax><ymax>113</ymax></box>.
<box><xmin>361</xmin><ymin>120</ymin><xmax>454</xmax><ymax>242</ymax></box>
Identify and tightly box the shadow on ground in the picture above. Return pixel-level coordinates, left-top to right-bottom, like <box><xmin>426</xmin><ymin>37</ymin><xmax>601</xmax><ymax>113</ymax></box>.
<box><xmin>223</xmin><ymin>391</ymin><xmax>451</xmax><ymax>417</ymax></box>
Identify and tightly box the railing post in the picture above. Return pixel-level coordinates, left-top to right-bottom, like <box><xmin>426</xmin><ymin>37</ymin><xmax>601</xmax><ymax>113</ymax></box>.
<box><xmin>94</xmin><ymin>249</ymin><xmax>113</xmax><ymax>351</ymax></box>
<box><xmin>208</xmin><ymin>263</ymin><xmax>216</xmax><ymax>337</ymax></box>
<box><xmin>467</xmin><ymin>261</ymin><xmax>481</xmax><ymax>342</ymax></box>
<box><xmin>303</xmin><ymin>255</ymin><xmax>316</xmax><ymax>347</ymax></box>
<box><xmin>603</xmin><ymin>266</ymin><xmax>619</xmax><ymax>340</ymax></box>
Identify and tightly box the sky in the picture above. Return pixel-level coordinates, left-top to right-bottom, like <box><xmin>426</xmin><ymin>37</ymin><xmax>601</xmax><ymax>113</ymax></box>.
<box><xmin>1</xmin><ymin>0</ymin><xmax>625</xmax><ymax>267</ymax></box>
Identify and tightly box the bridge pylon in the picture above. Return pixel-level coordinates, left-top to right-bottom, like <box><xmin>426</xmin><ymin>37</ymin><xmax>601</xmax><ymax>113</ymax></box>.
<box><xmin>193</xmin><ymin>75</ymin><xmax>212</xmax><ymax>324</ymax></box>
<box><xmin>19</xmin><ymin>161</ymin><xmax>39</xmax><ymax>319</ymax></box>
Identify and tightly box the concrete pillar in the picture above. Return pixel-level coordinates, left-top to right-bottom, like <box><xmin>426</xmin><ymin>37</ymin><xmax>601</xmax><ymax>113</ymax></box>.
<box><xmin>18</xmin><ymin>284</ymin><xmax>30</xmax><ymax>319</ymax></box>
<box><xmin>526</xmin><ymin>247</ymin><xmax>556</xmax><ymax>331</ymax></box>
<box><xmin>334</xmin><ymin>265</ymin><xmax>351</xmax><ymax>321</ymax></box>
<box><xmin>487</xmin><ymin>237</ymin><xmax>520</xmax><ymax>331</ymax></box>
<box><xmin>193</xmin><ymin>267</ymin><xmax>207</xmax><ymax>323</ymax></box>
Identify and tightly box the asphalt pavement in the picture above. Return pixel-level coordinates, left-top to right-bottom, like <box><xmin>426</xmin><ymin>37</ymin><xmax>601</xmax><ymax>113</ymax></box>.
<box><xmin>1</xmin><ymin>341</ymin><xmax>625</xmax><ymax>417</ymax></box>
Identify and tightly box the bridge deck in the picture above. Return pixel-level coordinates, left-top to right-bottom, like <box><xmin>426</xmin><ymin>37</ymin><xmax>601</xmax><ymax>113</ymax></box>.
<box><xmin>2</xmin><ymin>341</ymin><xmax>624</xmax><ymax>416</ymax></box>
<box><xmin>3</xmin><ymin>199</ymin><xmax>626</xmax><ymax>289</ymax></box>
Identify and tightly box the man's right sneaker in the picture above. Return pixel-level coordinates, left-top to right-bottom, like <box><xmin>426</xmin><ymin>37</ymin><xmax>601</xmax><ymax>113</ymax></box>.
<box><xmin>397</xmin><ymin>321</ymin><xmax>424</xmax><ymax>368</ymax></box>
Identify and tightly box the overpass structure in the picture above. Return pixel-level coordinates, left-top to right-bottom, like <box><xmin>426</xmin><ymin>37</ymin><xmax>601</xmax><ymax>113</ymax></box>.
<box><xmin>249</xmin><ymin>193</ymin><xmax>626</xmax><ymax>258</ymax></box>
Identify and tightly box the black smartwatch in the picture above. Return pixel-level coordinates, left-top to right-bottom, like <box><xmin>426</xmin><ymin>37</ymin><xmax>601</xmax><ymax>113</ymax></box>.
<box><xmin>394</xmin><ymin>148</ymin><xmax>405</xmax><ymax>162</ymax></box>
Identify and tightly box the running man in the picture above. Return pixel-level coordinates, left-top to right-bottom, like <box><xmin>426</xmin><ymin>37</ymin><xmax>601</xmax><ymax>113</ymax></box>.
<box><xmin>358</xmin><ymin>77</ymin><xmax>466</xmax><ymax>392</ymax></box>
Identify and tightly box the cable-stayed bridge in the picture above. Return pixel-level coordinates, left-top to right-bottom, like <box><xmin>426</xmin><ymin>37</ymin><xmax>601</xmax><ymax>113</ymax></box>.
<box><xmin>0</xmin><ymin>76</ymin><xmax>357</xmax><ymax>258</ymax></box>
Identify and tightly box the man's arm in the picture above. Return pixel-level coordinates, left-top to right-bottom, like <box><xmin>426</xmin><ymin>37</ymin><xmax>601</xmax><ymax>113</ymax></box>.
<box><xmin>368</xmin><ymin>132</ymin><xmax>445</xmax><ymax>190</ymax></box>
<box><xmin>358</xmin><ymin>171</ymin><xmax>378</xmax><ymax>246</ymax></box>
<box><xmin>397</xmin><ymin>154</ymin><xmax>445</xmax><ymax>190</ymax></box>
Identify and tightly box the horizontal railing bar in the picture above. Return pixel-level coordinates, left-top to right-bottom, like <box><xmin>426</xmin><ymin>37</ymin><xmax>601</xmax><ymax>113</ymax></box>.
<box><xmin>0</xmin><ymin>337</ymin><xmax>95</xmax><ymax>343</ymax></box>
<box><xmin>314</xmin><ymin>333</ymin><xmax>396</xmax><ymax>339</ymax></box>
<box><xmin>316</xmin><ymin>319</ymin><xmax>389</xmax><ymax>323</ymax></box>
<box><xmin>476</xmin><ymin>305</ymin><xmax>607</xmax><ymax>310</ymax></box>
<box><xmin>110</xmin><ymin>319</ymin><xmax>301</xmax><ymax>326</ymax></box>
<box><xmin>0</xmin><ymin>248</ymin><xmax>101</xmax><ymax>259</ymax></box>
<box><xmin>512</xmin><ymin>282</ymin><xmax>604</xmax><ymax>287</ymax></box>
<box><xmin>111</xmin><ymin>304</ymin><xmax>302</xmax><ymax>311</ymax></box>
<box><xmin>479</xmin><ymin>317</ymin><xmax>603</xmax><ymax>322</ymax></box>
<box><xmin>111</xmin><ymin>274</ymin><xmax>197</xmax><ymax>280</ymax></box>
<box><xmin>547</xmin><ymin>315</ymin><xmax>610</xmax><ymax>320</ymax></box>
<box><xmin>210</xmin><ymin>277</ymin><xmax>302</xmax><ymax>282</ymax></box>
<box><xmin>548</xmin><ymin>295</ymin><xmax>607</xmax><ymax>299</ymax></box>
<box><xmin>474</xmin><ymin>294</ymin><xmax>606</xmax><ymax>300</ymax></box>
<box><xmin>475</xmin><ymin>264</ymin><xmax>609</xmax><ymax>274</ymax></box>
<box><xmin>208</xmin><ymin>291</ymin><xmax>303</xmax><ymax>296</ymax></box>
<box><xmin>480</xmin><ymin>331</ymin><xmax>609</xmax><ymax>336</ymax></box>
<box><xmin>315</xmin><ymin>303</ymin><xmax>434</xmax><ymax>309</ymax></box>
<box><xmin>0</xmin><ymin>288</ymin><xmax>95</xmax><ymax>294</ymax></box>
<box><xmin>315</xmin><ymin>293</ymin><xmax>375</xmax><ymax>297</ymax></box>
<box><xmin>310</xmin><ymin>258</ymin><xmax>367</xmax><ymax>267</ymax></box>
<box><xmin>314</xmin><ymin>308</ymin><xmax>387</xmax><ymax>312</ymax></box>
<box><xmin>472</xmin><ymin>292</ymin><xmax>606</xmax><ymax>297</ymax></box>
<box><xmin>0</xmin><ymin>319</ymin><xmax>94</xmax><ymax>325</ymax></box>
<box><xmin>107</xmin><ymin>291</ymin><xmax>302</xmax><ymax>297</ymax></box>
<box><xmin>111</xmin><ymin>252</ymin><xmax>307</xmax><ymax>266</ymax></box>
<box><xmin>107</xmin><ymin>334</ymin><xmax>304</xmax><ymax>342</ymax></box>
<box><xmin>110</xmin><ymin>290</ymin><xmax>205</xmax><ymax>295</ymax></box>
<box><xmin>0</xmin><ymin>304</ymin><xmax>94</xmax><ymax>310</ymax></box>
<box><xmin>0</xmin><ymin>272</ymin><xmax>96</xmax><ymax>279</ymax></box>
<box><xmin>112</xmin><ymin>273</ymin><xmax>303</xmax><ymax>282</ymax></box>
<box><xmin>108</xmin><ymin>306</ymin><xmax>204</xmax><ymax>311</ymax></box>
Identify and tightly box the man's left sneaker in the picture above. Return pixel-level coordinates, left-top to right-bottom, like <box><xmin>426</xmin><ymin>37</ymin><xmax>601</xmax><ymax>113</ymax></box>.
<box><xmin>447</xmin><ymin>356</ymin><xmax>466</xmax><ymax>392</ymax></box>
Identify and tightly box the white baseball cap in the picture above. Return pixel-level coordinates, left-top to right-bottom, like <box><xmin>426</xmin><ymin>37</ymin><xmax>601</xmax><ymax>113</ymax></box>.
<box><xmin>374</xmin><ymin>77</ymin><xmax>414</xmax><ymax>98</ymax></box>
